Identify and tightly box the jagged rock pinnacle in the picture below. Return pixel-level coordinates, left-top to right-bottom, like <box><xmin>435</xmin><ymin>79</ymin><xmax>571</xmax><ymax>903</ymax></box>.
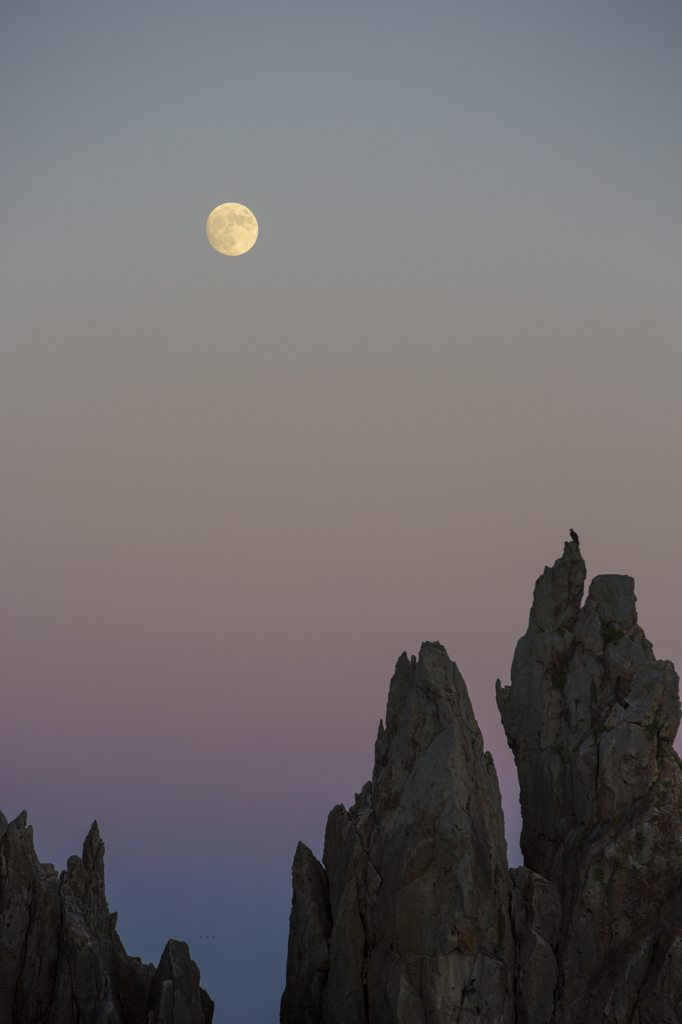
<box><xmin>0</xmin><ymin>812</ymin><xmax>214</xmax><ymax>1023</ymax></box>
<box><xmin>282</xmin><ymin>640</ymin><xmax>514</xmax><ymax>1024</ymax></box>
<box><xmin>283</xmin><ymin>540</ymin><xmax>682</xmax><ymax>1024</ymax></box>
<box><xmin>498</xmin><ymin>542</ymin><xmax>681</xmax><ymax>1023</ymax></box>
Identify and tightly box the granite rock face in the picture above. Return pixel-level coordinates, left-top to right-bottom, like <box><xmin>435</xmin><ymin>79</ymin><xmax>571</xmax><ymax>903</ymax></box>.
<box><xmin>0</xmin><ymin>812</ymin><xmax>213</xmax><ymax>1024</ymax></box>
<box><xmin>282</xmin><ymin>641</ymin><xmax>515</xmax><ymax>1024</ymax></box>
<box><xmin>284</xmin><ymin>540</ymin><xmax>682</xmax><ymax>1024</ymax></box>
<box><xmin>280</xmin><ymin>842</ymin><xmax>332</xmax><ymax>1024</ymax></box>
<box><xmin>497</xmin><ymin>540</ymin><xmax>682</xmax><ymax>1023</ymax></box>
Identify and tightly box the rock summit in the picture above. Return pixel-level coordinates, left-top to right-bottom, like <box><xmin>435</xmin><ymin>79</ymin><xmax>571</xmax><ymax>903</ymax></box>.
<box><xmin>282</xmin><ymin>540</ymin><xmax>682</xmax><ymax>1023</ymax></box>
<box><xmin>0</xmin><ymin>813</ymin><xmax>213</xmax><ymax>1023</ymax></box>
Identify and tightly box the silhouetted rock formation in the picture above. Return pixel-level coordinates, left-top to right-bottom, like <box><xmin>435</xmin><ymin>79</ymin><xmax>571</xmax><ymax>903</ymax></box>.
<box><xmin>283</xmin><ymin>642</ymin><xmax>515</xmax><ymax>1024</ymax></box>
<box><xmin>498</xmin><ymin>540</ymin><xmax>682</xmax><ymax>1023</ymax></box>
<box><xmin>0</xmin><ymin>812</ymin><xmax>213</xmax><ymax>1024</ymax></box>
<box><xmin>280</xmin><ymin>842</ymin><xmax>332</xmax><ymax>1024</ymax></box>
<box><xmin>283</xmin><ymin>541</ymin><xmax>682</xmax><ymax>1023</ymax></box>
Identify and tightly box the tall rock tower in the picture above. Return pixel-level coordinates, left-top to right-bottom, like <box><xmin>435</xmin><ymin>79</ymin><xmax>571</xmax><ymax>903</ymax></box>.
<box><xmin>282</xmin><ymin>642</ymin><xmax>514</xmax><ymax>1024</ymax></box>
<box><xmin>498</xmin><ymin>540</ymin><xmax>682</xmax><ymax>1023</ymax></box>
<box><xmin>282</xmin><ymin>539</ymin><xmax>682</xmax><ymax>1024</ymax></box>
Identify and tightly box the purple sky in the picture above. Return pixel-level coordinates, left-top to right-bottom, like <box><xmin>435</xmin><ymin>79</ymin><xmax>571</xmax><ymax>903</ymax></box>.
<box><xmin>2</xmin><ymin>1</ymin><xmax>682</xmax><ymax>1020</ymax></box>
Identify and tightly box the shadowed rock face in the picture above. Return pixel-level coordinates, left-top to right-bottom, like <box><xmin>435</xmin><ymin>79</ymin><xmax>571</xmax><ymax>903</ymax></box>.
<box><xmin>0</xmin><ymin>813</ymin><xmax>213</xmax><ymax>1024</ymax></box>
<box><xmin>280</xmin><ymin>842</ymin><xmax>332</xmax><ymax>1024</ymax></box>
<box><xmin>283</xmin><ymin>541</ymin><xmax>682</xmax><ymax>1024</ymax></box>
<box><xmin>498</xmin><ymin>541</ymin><xmax>682</xmax><ymax>1023</ymax></box>
<box><xmin>282</xmin><ymin>641</ymin><xmax>514</xmax><ymax>1024</ymax></box>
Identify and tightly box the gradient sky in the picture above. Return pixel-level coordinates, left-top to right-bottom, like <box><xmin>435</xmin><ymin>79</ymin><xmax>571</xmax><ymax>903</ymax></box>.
<box><xmin>2</xmin><ymin>1</ymin><xmax>682</xmax><ymax>1020</ymax></box>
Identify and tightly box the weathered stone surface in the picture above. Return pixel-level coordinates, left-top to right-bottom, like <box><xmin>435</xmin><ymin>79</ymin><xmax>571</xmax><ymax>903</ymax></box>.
<box><xmin>509</xmin><ymin>868</ymin><xmax>560</xmax><ymax>1024</ymax></box>
<box><xmin>283</xmin><ymin>641</ymin><xmax>514</xmax><ymax>1023</ymax></box>
<box><xmin>280</xmin><ymin>842</ymin><xmax>332</xmax><ymax>1024</ymax></box>
<box><xmin>148</xmin><ymin>939</ymin><xmax>215</xmax><ymax>1024</ymax></box>
<box><xmin>285</xmin><ymin>538</ymin><xmax>682</xmax><ymax>1024</ymax></box>
<box><xmin>497</xmin><ymin>540</ymin><xmax>682</xmax><ymax>1023</ymax></box>
<box><xmin>0</xmin><ymin>810</ymin><xmax>213</xmax><ymax>1024</ymax></box>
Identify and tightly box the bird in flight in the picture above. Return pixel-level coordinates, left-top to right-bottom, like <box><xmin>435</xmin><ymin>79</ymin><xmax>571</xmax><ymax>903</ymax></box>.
<box><xmin>570</xmin><ymin>529</ymin><xmax>580</xmax><ymax>545</ymax></box>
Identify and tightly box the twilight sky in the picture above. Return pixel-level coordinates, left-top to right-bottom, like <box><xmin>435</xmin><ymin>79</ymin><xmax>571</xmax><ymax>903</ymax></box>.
<box><xmin>1</xmin><ymin>1</ymin><xmax>681</xmax><ymax>1020</ymax></box>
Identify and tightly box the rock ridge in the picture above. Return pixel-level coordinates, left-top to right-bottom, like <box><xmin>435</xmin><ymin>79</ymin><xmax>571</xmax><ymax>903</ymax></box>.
<box><xmin>0</xmin><ymin>811</ymin><xmax>213</xmax><ymax>1024</ymax></box>
<box><xmin>282</xmin><ymin>540</ymin><xmax>682</xmax><ymax>1024</ymax></box>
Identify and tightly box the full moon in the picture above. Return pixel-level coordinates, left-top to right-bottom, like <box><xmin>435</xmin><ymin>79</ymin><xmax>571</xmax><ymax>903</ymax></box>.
<box><xmin>206</xmin><ymin>203</ymin><xmax>258</xmax><ymax>255</ymax></box>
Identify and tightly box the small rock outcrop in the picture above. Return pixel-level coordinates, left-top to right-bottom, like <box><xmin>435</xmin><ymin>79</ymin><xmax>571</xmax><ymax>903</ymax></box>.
<box><xmin>283</xmin><ymin>540</ymin><xmax>682</xmax><ymax>1024</ymax></box>
<box><xmin>0</xmin><ymin>812</ymin><xmax>213</xmax><ymax>1024</ymax></box>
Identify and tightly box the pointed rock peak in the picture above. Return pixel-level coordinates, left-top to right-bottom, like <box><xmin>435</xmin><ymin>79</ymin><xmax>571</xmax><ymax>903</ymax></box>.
<box><xmin>587</xmin><ymin>573</ymin><xmax>637</xmax><ymax>629</ymax></box>
<box><xmin>383</xmin><ymin>651</ymin><xmax>416</xmax><ymax>738</ymax></box>
<box><xmin>417</xmin><ymin>638</ymin><xmax>462</xmax><ymax>683</ymax></box>
<box><xmin>282</xmin><ymin>538</ymin><xmax>682</xmax><ymax>1024</ymax></box>
<box><xmin>528</xmin><ymin>539</ymin><xmax>586</xmax><ymax>632</ymax></box>
<box><xmin>83</xmin><ymin>820</ymin><xmax>105</xmax><ymax>882</ymax></box>
<box><xmin>0</xmin><ymin>809</ymin><xmax>214</xmax><ymax>1021</ymax></box>
<box><xmin>284</xmin><ymin>637</ymin><xmax>513</xmax><ymax>1024</ymax></box>
<box><xmin>380</xmin><ymin>641</ymin><xmax>472</xmax><ymax>765</ymax></box>
<box><xmin>157</xmin><ymin>937</ymin><xmax>194</xmax><ymax>976</ymax></box>
<box><xmin>150</xmin><ymin>938</ymin><xmax>213</xmax><ymax>1022</ymax></box>
<box><xmin>281</xmin><ymin>841</ymin><xmax>330</xmax><ymax>1024</ymax></box>
<box><xmin>292</xmin><ymin>840</ymin><xmax>325</xmax><ymax>878</ymax></box>
<box><xmin>4</xmin><ymin>810</ymin><xmax>37</xmax><ymax>866</ymax></box>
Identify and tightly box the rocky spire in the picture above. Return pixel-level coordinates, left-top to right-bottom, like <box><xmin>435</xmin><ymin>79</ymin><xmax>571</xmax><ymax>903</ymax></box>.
<box><xmin>280</xmin><ymin>842</ymin><xmax>332</xmax><ymax>1024</ymax></box>
<box><xmin>498</xmin><ymin>540</ymin><xmax>682</xmax><ymax>1022</ymax></box>
<box><xmin>282</xmin><ymin>641</ymin><xmax>514</xmax><ymax>1024</ymax></box>
<box><xmin>283</xmin><ymin>539</ymin><xmax>682</xmax><ymax>1024</ymax></box>
<box><xmin>0</xmin><ymin>811</ymin><xmax>214</xmax><ymax>1024</ymax></box>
